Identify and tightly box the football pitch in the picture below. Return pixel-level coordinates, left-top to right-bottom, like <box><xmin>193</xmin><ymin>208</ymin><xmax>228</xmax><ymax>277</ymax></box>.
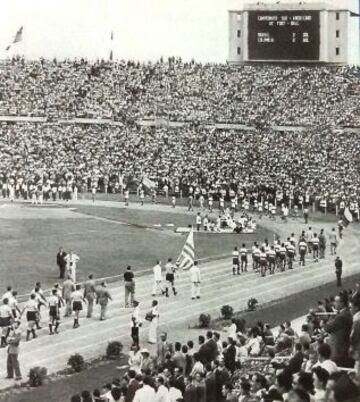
<box><xmin>0</xmin><ymin>202</ymin><xmax>274</xmax><ymax>294</ymax></box>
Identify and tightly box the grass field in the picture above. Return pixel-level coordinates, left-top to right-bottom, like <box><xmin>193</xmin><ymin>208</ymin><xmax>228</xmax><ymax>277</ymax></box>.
<box><xmin>0</xmin><ymin>203</ymin><xmax>273</xmax><ymax>294</ymax></box>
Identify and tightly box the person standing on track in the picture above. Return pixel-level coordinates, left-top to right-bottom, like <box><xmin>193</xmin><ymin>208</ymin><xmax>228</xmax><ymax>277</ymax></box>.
<box><xmin>240</xmin><ymin>243</ymin><xmax>248</xmax><ymax>273</ymax></box>
<box><xmin>152</xmin><ymin>261</ymin><xmax>165</xmax><ymax>297</ymax></box>
<box><xmin>188</xmin><ymin>194</ymin><xmax>194</xmax><ymax>212</ymax></box>
<box><xmin>131</xmin><ymin>301</ymin><xmax>142</xmax><ymax>346</ymax></box>
<box><xmin>252</xmin><ymin>243</ymin><xmax>260</xmax><ymax>272</ymax></box>
<box><xmin>196</xmin><ymin>213</ymin><xmax>202</xmax><ymax>231</ymax></box>
<box><xmin>96</xmin><ymin>282</ymin><xmax>112</xmax><ymax>321</ymax></box>
<box><xmin>312</xmin><ymin>233</ymin><xmax>320</xmax><ymax>262</ymax></box>
<box><xmin>287</xmin><ymin>241</ymin><xmax>295</xmax><ymax>270</ymax></box>
<box><xmin>329</xmin><ymin>228</ymin><xmax>338</xmax><ymax>255</ymax></box>
<box><xmin>71</xmin><ymin>284</ymin><xmax>86</xmax><ymax>328</ymax></box>
<box><xmin>124</xmin><ymin>188</ymin><xmax>129</xmax><ymax>206</ymax></box>
<box><xmin>148</xmin><ymin>300</ymin><xmax>159</xmax><ymax>344</ymax></box>
<box><xmin>65</xmin><ymin>251</ymin><xmax>80</xmax><ymax>283</ymax></box>
<box><xmin>56</xmin><ymin>247</ymin><xmax>67</xmax><ymax>279</ymax></box>
<box><xmin>305</xmin><ymin>227</ymin><xmax>313</xmax><ymax>254</ymax></box>
<box><xmin>164</xmin><ymin>258</ymin><xmax>178</xmax><ymax>297</ymax></box>
<box><xmin>319</xmin><ymin>229</ymin><xmax>326</xmax><ymax>259</ymax></box>
<box><xmin>232</xmin><ymin>247</ymin><xmax>240</xmax><ymax>275</ymax></box>
<box><xmin>335</xmin><ymin>257</ymin><xmax>343</xmax><ymax>287</ymax></box>
<box><xmin>298</xmin><ymin>238</ymin><xmax>307</xmax><ymax>267</ymax></box>
<box><xmin>62</xmin><ymin>275</ymin><xmax>75</xmax><ymax>317</ymax></box>
<box><xmin>189</xmin><ymin>261</ymin><xmax>201</xmax><ymax>300</ymax></box>
<box><xmin>124</xmin><ymin>266</ymin><xmax>135</xmax><ymax>308</ymax></box>
<box><xmin>48</xmin><ymin>289</ymin><xmax>60</xmax><ymax>335</ymax></box>
<box><xmin>83</xmin><ymin>274</ymin><xmax>97</xmax><ymax>318</ymax></box>
<box><xmin>21</xmin><ymin>294</ymin><xmax>38</xmax><ymax>341</ymax></box>
<box><xmin>259</xmin><ymin>247</ymin><xmax>268</xmax><ymax>277</ymax></box>
<box><xmin>140</xmin><ymin>188</ymin><xmax>145</xmax><ymax>206</ymax></box>
<box><xmin>267</xmin><ymin>246</ymin><xmax>276</xmax><ymax>274</ymax></box>
<box><xmin>279</xmin><ymin>243</ymin><xmax>287</xmax><ymax>272</ymax></box>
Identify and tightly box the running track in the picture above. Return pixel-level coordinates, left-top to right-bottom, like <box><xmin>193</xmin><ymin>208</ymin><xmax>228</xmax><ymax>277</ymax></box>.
<box><xmin>0</xmin><ymin>201</ymin><xmax>358</xmax><ymax>390</ymax></box>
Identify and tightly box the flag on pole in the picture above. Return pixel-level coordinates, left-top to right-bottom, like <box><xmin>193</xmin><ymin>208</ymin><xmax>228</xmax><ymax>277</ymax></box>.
<box><xmin>142</xmin><ymin>176</ymin><xmax>156</xmax><ymax>190</ymax></box>
<box><xmin>176</xmin><ymin>228</ymin><xmax>195</xmax><ymax>270</ymax></box>
<box><xmin>6</xmin><ymin>26</ymin><xmax>23</xmax><ymax>51</ymax></box>
<box><xmin>343</xmin><ymin>207</ymin><xmax>353</xmax><ymax>226</ymax></box>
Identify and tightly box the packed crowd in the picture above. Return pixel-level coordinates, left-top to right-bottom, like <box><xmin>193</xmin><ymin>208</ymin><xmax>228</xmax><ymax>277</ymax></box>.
<box><xmin>0</xmin><ymin>123</ymin><xmax>359</xmax><ymax>213</ymax></box>
<box><xmin>0</xmin><ymin>57</ymin><xmax>359</xmax><ymax>126</ymax></box>
<box><xmin>67</xmin><ymin>285</ymin><xmax>360</xmax><ymax>402</ymax></box>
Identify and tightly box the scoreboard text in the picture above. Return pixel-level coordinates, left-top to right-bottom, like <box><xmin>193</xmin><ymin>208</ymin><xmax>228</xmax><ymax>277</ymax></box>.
<box><xmin>248</xmin><ymin>10</ymin><xmax>320</xmax><ymax>61</ymax></box>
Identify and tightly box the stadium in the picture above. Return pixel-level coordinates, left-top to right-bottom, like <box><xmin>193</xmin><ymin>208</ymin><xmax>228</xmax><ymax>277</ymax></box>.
<box><xmin>0</xmin><ymin>0</ymin><xmax>359</xmax><ymax>401</ymax></box>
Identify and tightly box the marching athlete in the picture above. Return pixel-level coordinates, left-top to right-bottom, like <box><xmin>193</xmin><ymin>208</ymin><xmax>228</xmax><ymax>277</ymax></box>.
<box><xmin>240</xmin><ymin>243</ymin><xmax>248</xmax><ymax>272</ymax></box>
<box><xmin>232</xmin><ymin>247</ymin><xmax>240</xmax><ymax>275</ymax></box>
<box><xmin>312</xmin><ymin>233</ymin><xmax>320</xmax><ymax>262</ymax></box>
<box><xmin>71</xmin><ymin>285</ymin><xmax>86</xmax><ymax>329</ymax></box>
<box><xmin>164</xmin><ymin>258</ymin><xmax>178</xmax><ymax>297</ymax></box>
<box><xmin>298</xmin><ymin>238</ymin><xmax>307</xmax><ymax>266</ymax></box>
<box><xmin>0</xmin><ymin>298</ymin><xmax>13</xmax><ymax>347</ymax></box>
<box><xmin>267</xmin><ymin>246</ymin><xmax>276</xmax><ymax>274</ymax></box>
<box><xmin>259</xmin><ymin>247</ymin><xmax>268</xmax><ymax>277</ymax></box>
<box><xmin>48</xmin><ymin>289</ymin><xmax>60</xmax><ymax>335</ymax></box>
<box><xmin>21</xmin><ymin>294</ymin><xmax>39</xmax><ymax>341</ymax></box>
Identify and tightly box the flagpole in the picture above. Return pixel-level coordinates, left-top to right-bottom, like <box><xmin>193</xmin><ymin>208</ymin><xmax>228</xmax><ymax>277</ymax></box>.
<box><xmin>109</xmin><ymin>30</ymin><xmax>114</xmax><ymax>61</ymax></box>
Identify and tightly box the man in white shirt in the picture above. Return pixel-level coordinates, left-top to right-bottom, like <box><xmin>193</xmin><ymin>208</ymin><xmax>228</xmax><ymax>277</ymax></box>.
<box><xmin>133</xmin><ymin>376</ymin><xmax>156</xmax><ymax>402</ymax></box>
<box><xmin>189</xmin><ymin>261</ymin><xmax>201</xmax><ymax>300</ymax></box>
<box><xmin>313</xmin><ymin>343</ymin><xmax>338</xmax><ymax>375</ymax></box>
<box><xmin>167</xmin><ymin>378</ymin><xmax>183</xmax><ymax>402</ymax></box>
<box><xmin>152</xmin><ymin>261</ymin><xmax>165</xmax><ymax>296</ymax></box>
<box><xmin>2</xmin><ymin>287</ymin><xmax>13</xmax><ymax>303</ymax></box>
<box><xmin>65</xmin><ymin>251</ymin><xmax>80</xmax><ymax>283</ymax></box>
<box><xmin>154</xmin><ymin>376</ymin><xmax>168</xmax><ymax>402</ymax></box>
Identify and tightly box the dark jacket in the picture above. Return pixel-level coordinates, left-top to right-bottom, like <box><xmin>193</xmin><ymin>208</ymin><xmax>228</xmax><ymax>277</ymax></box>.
<box><xmin>56</xmin><ymin>251</ymin><xmax>67</xmax><ymax>268</ymax></box>
<box><xmin>205</xmin><ymin>372</ymin><xmax>217</xmax><ymax>402</ymax></box>
<box><xmin>324</xmin><ymin>308</ymin><xmax>353</xmax><ymax>365</ymax></box>
<box><xmin>184</xmin><ymin>383</ymin><xmax>197</xmax><ymax>402</ymax></box>
<box><xmin>125</xmin><ymin>379</ymin><xmax>140</xmax><ymax>402</ymax></box>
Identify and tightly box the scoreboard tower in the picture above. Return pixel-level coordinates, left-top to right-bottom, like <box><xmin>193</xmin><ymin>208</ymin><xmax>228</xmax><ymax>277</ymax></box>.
<box><xmin>228</xmin><ymin>2</ymin><xmax>359</xmax><ymax>64</ymax></box>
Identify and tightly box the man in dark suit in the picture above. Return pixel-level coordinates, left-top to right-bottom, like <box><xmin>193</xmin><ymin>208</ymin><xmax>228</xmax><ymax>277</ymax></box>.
<box><xmin>56</xmin><ymin>247</ymin><xmax>67</xmax><ymax>279</ymax></box>
<box><xmin>323</xmin><ymin>293</ymin><xmax>353</xmax><ymax>367</ymax></box>
<box><xmin>125</xmin><ymin>370</ymin><xmax>140</xmax><ymax>402</ymax></box>
<box><xmin>197</xmin><ymin>335</ymin><xmax>209</xmax><ymax>365</ymax></box>
<box><xmin>205</xmin><ymin>331</ymin><xmax>218</xmax><ymax>362</ymax></box>
<box><xmin>287</xmin><ymin>342</ymin><xmax>304</xmax><ymax>374</ymax></box>
<box><xmin>335</xmin><ymin>257</ymin><xmax>343</xmax><ymax>287</ymax></box>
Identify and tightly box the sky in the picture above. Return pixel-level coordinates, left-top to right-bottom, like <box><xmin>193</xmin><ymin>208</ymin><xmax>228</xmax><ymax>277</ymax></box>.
<box><xmin>0</xmin><ymin>0</ymin><xmax>358</xmax><ymax>62</ymax></box>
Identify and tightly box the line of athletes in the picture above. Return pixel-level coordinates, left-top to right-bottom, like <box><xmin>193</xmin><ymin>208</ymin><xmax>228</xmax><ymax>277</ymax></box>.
<box><xmin>0</xmin><ymin>279</ymin><xmax>113</xmax><ymax>347</ymax></box>
<box><xmin>231</xmin><ymin>229</ymin><xmax>337</xmax><ymax>278</ymax></box>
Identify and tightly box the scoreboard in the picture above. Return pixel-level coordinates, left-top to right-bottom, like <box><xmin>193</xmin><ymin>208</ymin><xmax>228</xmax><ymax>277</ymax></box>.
<box><xmin>248</xmin><ymin>10</ymin><xmax>320</xmax><ymax>61</ymax></box>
